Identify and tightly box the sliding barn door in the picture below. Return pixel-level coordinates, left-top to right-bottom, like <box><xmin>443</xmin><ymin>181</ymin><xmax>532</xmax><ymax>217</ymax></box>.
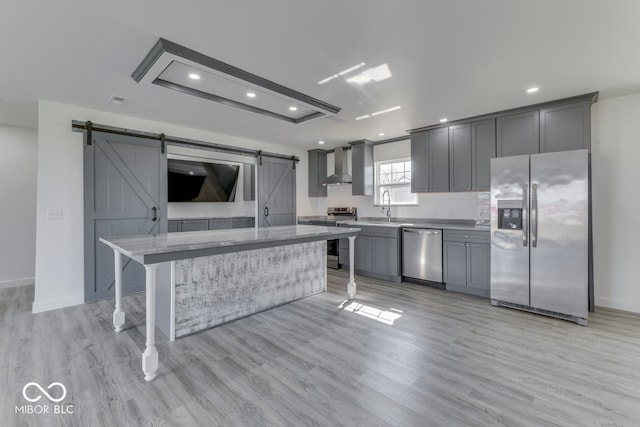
<box><xmin>258</xmin><ymin>157</ymin><xmax>296</xmax><ymax>227</ymax></box>
<box><xmin>84</xmin><ymin>132</ymin><xmax>167</xmax><ymax>302</ymax></box>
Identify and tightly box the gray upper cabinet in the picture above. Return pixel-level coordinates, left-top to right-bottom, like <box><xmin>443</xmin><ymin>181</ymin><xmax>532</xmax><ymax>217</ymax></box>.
<box><xmin>243</xmin><ymin>163</ymin><xmax>255</xmax><ymax>201</ymax></box>
<box><xmin>307</xmin><ymin>149</ymin><xmax>327</xmax><ymax>197</ymax></box>
<box><xmin>411</xmin><ymin>128</ymin><xmax>449</xmax><ymax>192</ymax></box>
<box><xmin>471</xmin><ymin>119</ymin><xmax>496</xmax><ymax>191</ymax></box>
<box><xmin>539</xmin><ymin>101</ymin><xmax>591</xmax><ymax>153</ymax></box>
<box><xmin>351</xmin><ymin>140</ymin><xmax>374</xmax><ymax>196</ymax></box>
<box><xmin>449</xmin><ymin>123</ymin><xmax>472</xmax><ymax>192</ymax></box>
<box><xmin>410</xmin><ymin>132</ymin><xmax>429</xmax><ymax>193</ymax></box>
<box><xmin>496</xmin><ymin>110</ymin><xmax>540</xmax><ymax>157</ymax></box>
<box><xmin>428</xmin><ymin>128</ymin><xmax>450</xmax><ymax>192</ymax></box>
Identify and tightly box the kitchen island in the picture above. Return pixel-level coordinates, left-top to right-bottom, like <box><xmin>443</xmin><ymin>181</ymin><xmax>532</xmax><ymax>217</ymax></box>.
<box><xmin>100</xmin><ymin>224</ymin><xmax>361</xmax><ymax>381</ymax></box>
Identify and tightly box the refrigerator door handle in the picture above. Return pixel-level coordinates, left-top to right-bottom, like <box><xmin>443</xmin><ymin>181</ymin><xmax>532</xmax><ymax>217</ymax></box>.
<box><xmin>522</xmin><ymin>185</ymin><xmax>528</xmax><ymax>246</ymax></box>
<box><xmin>531</xmin><ymin>183</ymin><xmax>538</xmax><ymax>248</ymax></box>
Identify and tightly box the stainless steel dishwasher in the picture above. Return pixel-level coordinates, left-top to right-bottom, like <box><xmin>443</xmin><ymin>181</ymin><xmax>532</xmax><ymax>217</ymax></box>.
<box><xmin>402</xmin><ymin>228</ymin><xmax>443</xmax><ymax>283</ymax></box>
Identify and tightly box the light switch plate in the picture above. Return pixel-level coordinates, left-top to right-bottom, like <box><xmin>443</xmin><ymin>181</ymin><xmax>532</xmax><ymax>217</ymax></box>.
<box><xmin>47</xmin><ymin>208</ymin><xmax>63</xmax><ymax>221</ymax></box>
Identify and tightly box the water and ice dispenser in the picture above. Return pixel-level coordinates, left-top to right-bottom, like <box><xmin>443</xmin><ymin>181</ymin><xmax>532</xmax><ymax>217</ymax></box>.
<box><xmin>497</xmin><ymin>200</ymin><xmax>523</xmax><ymax>230</ymax></box>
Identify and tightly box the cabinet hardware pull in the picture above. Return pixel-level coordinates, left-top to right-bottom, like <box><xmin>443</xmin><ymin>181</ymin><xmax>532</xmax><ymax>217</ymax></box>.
<box><xmin>152</xmin><ymin>207</ymin><xmax>157</xmax><ymax>222</ymax></box>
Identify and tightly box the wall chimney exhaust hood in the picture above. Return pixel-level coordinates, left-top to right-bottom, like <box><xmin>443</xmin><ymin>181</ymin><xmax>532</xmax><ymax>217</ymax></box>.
<box><xmin>323</xmin><ymin>147</ymin><xmax>352</xmax><ymax>185</ymax></box>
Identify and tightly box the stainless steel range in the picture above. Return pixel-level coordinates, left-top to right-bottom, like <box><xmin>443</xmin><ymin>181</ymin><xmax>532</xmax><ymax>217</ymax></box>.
<box><xmin>298</xmin><ymin>207</ymin><xmax>357</xmax><ymax>269</ymax></box>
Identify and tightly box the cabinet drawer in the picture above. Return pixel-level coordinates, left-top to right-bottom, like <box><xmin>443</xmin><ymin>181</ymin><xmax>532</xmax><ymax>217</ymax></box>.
<box><xmin>443</xmin><ymin>229</ymin><xmax>489</xmax><ymax>244</ymax></box>
<box><xmin>356</xmin><ymin>225</ymin><xmax>401</xmax><ymax>239</ymax></box>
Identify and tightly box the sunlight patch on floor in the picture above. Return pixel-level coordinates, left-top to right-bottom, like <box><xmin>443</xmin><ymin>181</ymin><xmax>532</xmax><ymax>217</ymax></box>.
<box><xmin>338</xmin><ymin>300</ymin><xmax>403</xmax><ymax>325</ymax></box>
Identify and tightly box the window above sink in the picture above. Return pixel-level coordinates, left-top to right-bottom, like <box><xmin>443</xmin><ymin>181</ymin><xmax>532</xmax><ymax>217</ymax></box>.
<box><xmin>375</xmin><ymin>158</ymin><xmax>418</xmax><ymax>206</ymax></box>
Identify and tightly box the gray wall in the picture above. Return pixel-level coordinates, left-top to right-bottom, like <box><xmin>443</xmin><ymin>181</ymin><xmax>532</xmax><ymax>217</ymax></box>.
<box><xmin>0</xmin><ymin>123</ymin><xmax>37</xmax><ymax>288</ymax></box>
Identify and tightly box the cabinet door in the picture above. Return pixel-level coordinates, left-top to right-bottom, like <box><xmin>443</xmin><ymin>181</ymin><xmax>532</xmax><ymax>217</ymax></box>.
<box><xmin>209</xmin><ymin>218</ymin><xmax>234</xmax><ymax>230</ymax></box>
<box><xmin>497</xmin><ymin>110</ymin><xmax>539</xmax><ymax>157</ymax></box>
<box><xmin>539</xmin><ymin>101</ymin><xmax>591</xmax><ymax>153</ymax></box>
<box><xmin>307</xmin><ymin>150</ymin><xmax>327</xmax><ymax>197</ymax></box>
<box><xmin>471</xmin><ymin>119</ymin><xmax>496</xmax><ymax>191</ymax></box>
<box><xmin>180</xmin><ymin>219</ymin><xmax>208</xmax><ymax>232</ymax></box>
<box><xmin>354</xmin><ymin>235</ymin><xmax>372</xmax><ymax>272</ymax></box>
<box><xmin>410</xmin><ymin>132</ymin><xmax>429</xmax><ymax>193</ymax></box>
<box><xmin>443</xmin><ymin>241</ymin><xmax>467</xmax><ymax>286</ymax></box>
<box><xmin>168</xmin><ymin>220</ymin><xmax>180</xmax><ymax>232</ymax></box>
<box><xmin>428</xmin><ymin>127</ymin><xmax>450</xmax><ymax>192</ymax></box>
<box><xmin>351</xmin><ymin>142</ymin><xmax>374</xmax><ymax>196</ymax></box>
<box><xmin>233</xmin><ymin>217</ymin><xmax>255</xmax><ymax>228</ymax></box>
<box><xmin>449</xmin><ymin>124</ymin><xmax>472</xmax><ymax>192</ymax></box>
<box><xmin>371</xmin><ymin>236</ymin><xmax>399</xmax><ymax>276</ymax></box>
<box><xmin>466</xmin><ymin>243</ymin><xmax>490</xmax><ymax>291</ymax></box>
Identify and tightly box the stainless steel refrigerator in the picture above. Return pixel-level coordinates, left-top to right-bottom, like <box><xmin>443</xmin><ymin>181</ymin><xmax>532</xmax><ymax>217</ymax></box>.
<box><xmin>490</xmin><ymin>149</ymin><xmax>591</xmax><ymax>325</ymax></box>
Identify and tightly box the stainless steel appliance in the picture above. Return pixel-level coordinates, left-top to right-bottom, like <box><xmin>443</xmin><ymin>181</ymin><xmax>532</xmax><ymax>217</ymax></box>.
<box><xmin>297</xmin><ymin>207</ymin><xmax>357</xmax><ymax>269</ymax></box>
<box><xmin>402</xmin><ymin>228</ymin><xmax>443</xmax><ymax>284</ymax></box>
<box><xmin>490</xmin><ymin>149</ymin><xmax>591</xmax><ymax>325</ymax></box>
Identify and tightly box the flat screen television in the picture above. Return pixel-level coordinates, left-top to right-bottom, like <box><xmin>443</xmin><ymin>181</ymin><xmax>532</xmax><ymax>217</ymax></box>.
<box><xmin>168</xmin><ymin>159</ymin><xmax>239</xmax><ymax>202</ymax></box>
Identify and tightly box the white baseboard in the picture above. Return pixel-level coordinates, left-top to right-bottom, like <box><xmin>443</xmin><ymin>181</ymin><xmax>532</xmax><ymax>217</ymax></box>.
<box><xmin>32</xmin><ymin>294</ymin><xmax>84</xmax><ymax>314</ymax></box>
<box><xmin>0</xmin><ymin>277</ymin><xmax>35</xmax><ymax>289</ymax></box>
<box><xmin>595</xmin><ymin>296</ymin><xmax>640</xmax><ymax>314</ymax></box>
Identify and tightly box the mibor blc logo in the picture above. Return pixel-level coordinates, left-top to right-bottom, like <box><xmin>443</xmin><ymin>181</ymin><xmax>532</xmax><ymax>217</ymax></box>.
<box><xmin>15</xmin><ymin>382</ymin><xmax>74</xmax><ymax>415</ymax></box>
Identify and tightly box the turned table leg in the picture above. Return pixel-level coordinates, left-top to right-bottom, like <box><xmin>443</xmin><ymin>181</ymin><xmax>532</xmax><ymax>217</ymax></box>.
<box><xmin>347</xmin><ymin>235</ymin><xmax>357</xmax><ymax>299</ymax></box>
<box><xmin>142</xmin><ymin>263</ymin><xmax>159</xmax><ymax>381</ymax></box>
<box><xmin>112</xmin><ymin>250</ymin><xmax>125</xmax><ymax>332</ymax></box>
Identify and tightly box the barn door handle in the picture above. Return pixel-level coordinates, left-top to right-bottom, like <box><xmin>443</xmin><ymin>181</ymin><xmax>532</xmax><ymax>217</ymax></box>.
<box><xmin>152</xmin><ymin>207</ymin><xmax>158</xmax><ymax>222</ymax></box>
<box><xmin>264</xmin><ymin>206</ymin><xmax>269</xmax><ymax>218</ymax></box>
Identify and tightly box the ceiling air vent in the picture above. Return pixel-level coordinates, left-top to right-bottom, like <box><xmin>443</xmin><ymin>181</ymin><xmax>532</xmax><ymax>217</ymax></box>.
<box><xmin>108</xmin><ymin>95</ymin><xmax>129</xmax><ymax>105</ymax></box>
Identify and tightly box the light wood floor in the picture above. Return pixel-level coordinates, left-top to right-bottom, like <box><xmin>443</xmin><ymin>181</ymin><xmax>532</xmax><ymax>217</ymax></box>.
<box><xmin>2</xmin><ymin>270</ymin><xmax>640</xmax><ymax>427</ymax></box>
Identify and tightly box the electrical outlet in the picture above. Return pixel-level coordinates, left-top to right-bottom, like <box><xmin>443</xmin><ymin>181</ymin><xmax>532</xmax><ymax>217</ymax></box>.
<box><xmin>47</xmin><ymin>208</ymin><xmax>63</xmax><ymax>221</ymax></box>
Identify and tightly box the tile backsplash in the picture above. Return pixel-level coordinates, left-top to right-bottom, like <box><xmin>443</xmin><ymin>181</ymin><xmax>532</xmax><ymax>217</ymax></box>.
<box><xmin>308</xmin><ymin>185</ymin><xmax>491</xmax><ymax>222</ymax></box>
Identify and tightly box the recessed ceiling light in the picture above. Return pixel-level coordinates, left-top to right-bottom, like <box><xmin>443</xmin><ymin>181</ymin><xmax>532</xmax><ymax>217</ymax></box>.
<box><xmin>188</xmin><ymin>73</ymin><xmax>201</xmax><ymax>80</ymax></box>
<box><xmin>440</xmin><ymin>118</ymin><xmax>448</xmax><ymax>123</ymax></box>
<box><xmin>378</xmin><ymin>132</ymin><xmax>385</xmax><ymax>136</ymax></box>
<box><xmin>318</xmin><ymin>140</ymin><xmax>325</xmax><ymax>145</ymax></box>
<box><xmin>527</xmin><ymin>87</ymin><xmax>539</xmax><ymax>93</ymax></box>
<box><xmin>289</xmin><ymin>106</ymin><xmax>298</xmax><ymax>111</ymax></box>
<box><xmin>246</xmin><ymin>92</ymin><xmax>256</xmax><ymax>98</ymax></box>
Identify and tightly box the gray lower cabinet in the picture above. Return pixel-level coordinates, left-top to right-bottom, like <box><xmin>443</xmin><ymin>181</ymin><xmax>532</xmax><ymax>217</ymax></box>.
<box><xmin>496</xmin><ymin>110</ymin><xmax>540</xmax><ymax>157</ymax></box>
<box><xmin>411</xmin><ymin>128</ymin><xmax>450</xmax><ymax>193</ymax></box>
<box><xmin>339</xmin><ymin>225</ymin><xmax>401</xmax><ymax>282</ymax></box>
<box><xmin>180</xmin><ymin>219</ymin><xmax>209</xmax><ymax>232</ymax></box>
<box><xmin>443</xmin><ymin>229</ymin><xmax>490</xmax><ymax>297</ymax></box>
<box><xmin>539</xmin><ymin>101</ymin><xmax>591</xmax><ymax>153</ymax></box>
<box><xmin>307</xmin><ymin>149</ymin><xmax>327</xmax><ymax>197</ymax></box>
<box><xmin>170</xmin><ymin>217</ymin><xmax>255</xmax><ymax>232</ymax></box>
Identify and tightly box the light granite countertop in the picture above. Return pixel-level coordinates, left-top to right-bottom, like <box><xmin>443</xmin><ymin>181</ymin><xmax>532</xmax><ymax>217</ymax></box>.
<box><xmin>337</xmin><ymin>217</ymin><xmax>490</xmax><ymax>231</ymax></box>
<box><xmin>100</xmin><ymin>225</ymin><xmax>361</xmax><ymax>264</ymax></box>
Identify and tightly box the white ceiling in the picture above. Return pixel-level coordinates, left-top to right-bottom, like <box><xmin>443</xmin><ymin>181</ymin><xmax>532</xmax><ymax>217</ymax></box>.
<box><xmin>1</xmin><ymin>0</ymin><xmax>639</xmax><ymax>150</ymax></box>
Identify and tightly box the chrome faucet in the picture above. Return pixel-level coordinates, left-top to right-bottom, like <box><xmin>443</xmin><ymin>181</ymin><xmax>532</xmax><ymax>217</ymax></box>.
<box><xmin>382</xmin><ymin>190</ymin><xmax>391</xmax><ymax>222</ymax></box>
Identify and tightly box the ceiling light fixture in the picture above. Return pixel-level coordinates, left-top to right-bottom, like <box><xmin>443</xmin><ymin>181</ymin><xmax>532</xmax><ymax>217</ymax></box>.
<box><xmin>289</xmin><ymin>106</ymin><xmax>298</xmax><ymax>111</ymax></box>
<box><xmin>246</xmin><ymin>92</ymin><xmax>256</xmax><ymax>98</ymax></box>
<box><xmin>378</xmin><ymin>132</ymin><xmax>385</xmax><ymax>136</ymax></box>
<box><xmin>318</xmin><ymin>62</ymin><xmax>366</xmax><ymax>85</ymax></box>
<box><xmin>188</xmin><ymin>73</ymin><xmax>201</xmax><ymax>80</ymax></box>
<box><xmin>132</xmin><ymin>38</ymin><xmax>341</xmax><ymax>124</ymax></box>
<box><xmin>527</xmin><ymin>87</ymin><xmax>539</xmax><ymax>93</ymax></box>
<box><xmin>318</xmin><ymin>140</ymin><xmax>325</xmax><ymax>145</ymax></box>
<box><xmin>440</xmin><ymin>118</ymin><xmax>448</xmax><ymax>123</ymax></box>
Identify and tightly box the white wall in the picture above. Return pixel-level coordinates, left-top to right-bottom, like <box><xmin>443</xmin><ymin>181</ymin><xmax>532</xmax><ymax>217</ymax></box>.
<box><xmin>0</xmin><ymin>124</ymin><xmax>37</xmax><ymax>288</ymax></box>
<box><xmin>591</xmin><ymin>93</ymin><xmax>640</xmax><ymax>312</ymax></box>
<box><xmin>33</xmin><ymin>100</ymin><xmax>309</xmax><ymax>313</ymax></box>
